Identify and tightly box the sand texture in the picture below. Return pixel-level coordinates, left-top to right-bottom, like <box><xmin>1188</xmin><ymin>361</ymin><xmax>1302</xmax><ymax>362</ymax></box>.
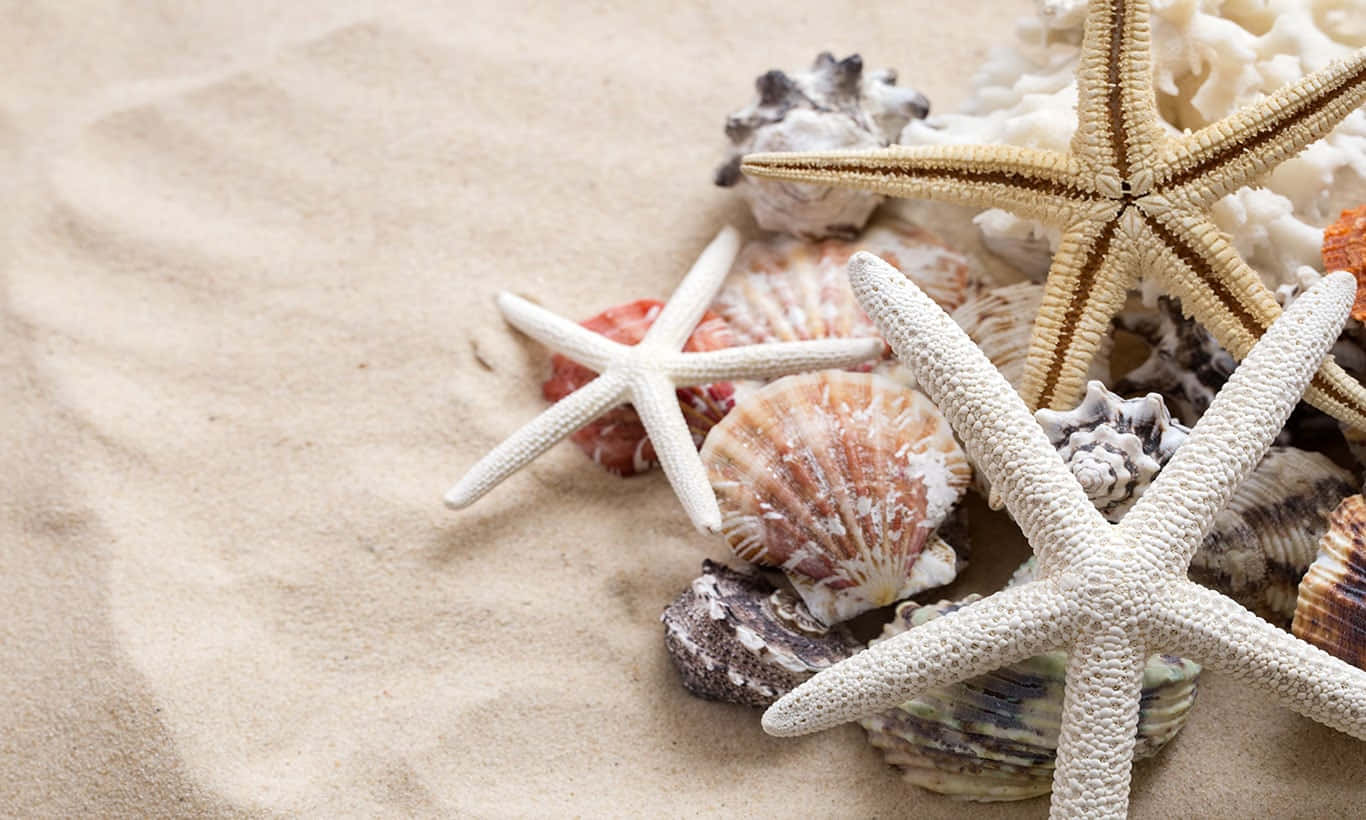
<box><xmin>3</xmin><ymin>1</ymin><xmax>1364</xmax><ymax>816</ymax></box>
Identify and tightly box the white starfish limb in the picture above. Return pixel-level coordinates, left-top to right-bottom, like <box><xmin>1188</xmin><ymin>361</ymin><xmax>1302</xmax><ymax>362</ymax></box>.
<box><xmin>446</xmin><ymin>226</ymin><xmax>885</xmax><ymax>533</ymax></box>
<box><xmin>762</xmin><ymin>253</ymin><xmax>1366</xmax><ymax>818</ymax></box>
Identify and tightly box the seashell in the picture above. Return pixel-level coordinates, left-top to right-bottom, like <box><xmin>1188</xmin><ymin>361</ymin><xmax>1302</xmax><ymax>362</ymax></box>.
<box><xmin>860</xmin><ymin>561</ymin><xmax>1201</xmax><ymax>802</ymax></box>
<box><xmin>660</xmin><ymin>559</ymin><xmax>862</xmax><ymax>707</ymax></box>
<box><xmin>715</xmin><ymin>52</ymin><xmax>930</xmax><ymax>240</ymax></box>
<box><xmin>1322</xmin><ymin>204</ymin><xmax>1366</xmax><ymax>320</ymax></box>
<box><xmin>950</xmin><ymin>282</ymin><xmax>1111</xmax><ymax>392</ymax></box>
<box><xmin>711</xmin><ymin>215</ymin><xmax>975</xmax><ymax>352</ymax></box>
<box><xmin>542</xmin><ymin>299</ymin><xmax>736</xmax><ymax>476</ymax></box>
<box><xmin>1192</xmin><ymin>447</ymin><xmax>1355</xmax><ymax>628</ymax></box>
<box><xmin>1292</xmin><ymin>494</ymin><xmax>1366</xmax><ymax>668</ymax></box>
<box><xmin>1035</xmin><ymin>381</ymin><xmax>1191</xmax><ymax>523</ymax></box>
<box><xmin>1113</xmin><ymin>295</ymin><xmax>1236</xmax><ymax>426</ymax></box>
<box><xmin>701</xmin><ymin>370</ymin><xmax>970</xmax><ymax>626</ymax></box>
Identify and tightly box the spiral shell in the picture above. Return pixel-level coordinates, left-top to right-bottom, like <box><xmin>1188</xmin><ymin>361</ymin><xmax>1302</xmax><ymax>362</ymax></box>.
<box><xmin>1292</xmin><ymin>494</ymin><xmax>1366</xmax><ymax>668</ymax></box>
<box><xmin>1035</xmin><ymin>381</ymin><xmax>1191</xmax><ymax>522</ymax></box>
<box><xmin>701</xmin><ymin>371</ymin><xmax>970</xmax><ymax>626</ymax></box>
<box><xmin>1191</xmin><ymin>447</ymin><xmax>1355</xmax><ymax>627</ymax></box>
<box><xmin>1113</xmin><ymin>296</ymin><xmax>1236</xmax><ymax>426</ymax></box>
<box><xmin>860</xmin><ymin>561</ymin><xmax>1201</xmax><ymax>802</ymax></box>
<box><xmin>542</xmin><ymin>299</ymin><xmax>736</xmax><ymax>476</ymax></box>
<box><xmin>660</xmin><ymin>560</ymin><xmax>862</xmax><ymax>707</ymax></box>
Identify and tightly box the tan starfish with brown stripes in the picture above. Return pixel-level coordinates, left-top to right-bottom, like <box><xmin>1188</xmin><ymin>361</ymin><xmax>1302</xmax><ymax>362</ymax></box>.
<box><xmin>742</xmin><ymin>0</ymin><xmax>1366</xmax><ymax>428</ymax></box>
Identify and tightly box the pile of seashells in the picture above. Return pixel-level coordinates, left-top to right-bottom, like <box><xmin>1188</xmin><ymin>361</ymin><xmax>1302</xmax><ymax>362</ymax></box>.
<box><xmin>515</xmin><ymin>7</ymin><xmax>1366</xmax><ymax>805</ymax></box>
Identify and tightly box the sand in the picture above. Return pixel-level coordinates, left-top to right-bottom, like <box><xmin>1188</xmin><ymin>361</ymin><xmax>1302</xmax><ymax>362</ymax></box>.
<box><xmin>2</xmin><ymin>1</ymin><xmax>1364</xmax><ymax>816</ymax></box>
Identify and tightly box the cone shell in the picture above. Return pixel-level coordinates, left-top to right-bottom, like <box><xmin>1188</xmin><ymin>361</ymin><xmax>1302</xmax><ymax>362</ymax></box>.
<box><xmin>1322</xmin><ymin>205</ymin><xmax>1366</xmax><ymax>320</ymax></box>
<box><xmin>861</xmin><ymin>563</ymin><xmax>1200</xmax><ymax>802</ymax></box>
<box><xmin>701</xmin><ymin>371</ymin><xmax>970</xmax><ymax>626</ymax></box>
<box><xmin>542</xmin><ymin>299</ymin><xmax>736</xmax><ymax>476</ymax></box>
<box><xmin>660</xmin><ymin>560</ymin><xmax>863</xmax><ymax>707</ymax></box>
<box><xmin>1292</xmin><ymin>494</ymin><xmax>1366</xmax><ymax>668</ymax></box>
<box><xmin>711</xmin><ymin>216</ymin><xmax>974</xmax><ymax>351</ymax></box>
<box><xmin>1035</xmin><ymin>381</ymin><xmax>1191</xmax><ymax>523</ymax></box>
<box><xmin>1192</xmin><ymin>447</ymin><xmax>1355</xmax><ymax>627</ymax></box>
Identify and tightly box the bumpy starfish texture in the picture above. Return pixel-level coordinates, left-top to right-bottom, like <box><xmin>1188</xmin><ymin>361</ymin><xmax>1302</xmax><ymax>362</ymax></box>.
<box><xmin>446</xmin><ymin>226</ymin><xmax>885</xmax><ymax>533</ymax></box>
<box><xmin>763</xmin><ymin>253</ymin><xmax>1366</xmax><ymax>819</ymax></box>
<box><xmin>742</xmin><ymin>0</ymin><xmax>1366</xmax><ymax>430</ymax></box>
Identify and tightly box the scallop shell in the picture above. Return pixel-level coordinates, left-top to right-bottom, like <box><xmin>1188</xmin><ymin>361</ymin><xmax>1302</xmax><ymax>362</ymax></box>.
<box><xmin>950</xmin><ymin>282</ymin><xmax>1111</xmax><ymax>391</ymax></box>
<box><xmin>1192</xmin><ymin>447</ymin><xmax>1355</xmax><ymax>627</ymax></box>
<box><xmin>660</xmin><ymin>560</ymin><xmax>862</xmax><ymax>707</ymax></box>
<box><xmin>711</xmin><ymin>215</ymin><xmax>975</xmax><ymax>352</ymax></box>
<box><xmin>715</xmin><ymin>52</ymin><xmax>930</xmax><ymax>240</ymax></box>
<box><xmin>701</xmin><ymin>370</ymin><xmax>971</xmax><ymax>626</ymax></box>
<box><xmin>860</xmin><ymin>561</ymin><xmax>1201</xmax><ymax>802</ymax></box>
<box><xmin>1292</xmin><ymin>494</ymin><xmax>1366</xmax><ymax>668</ymax></box>
<box><xmin>542</xmin><ymin>299</ymin><xmax>736</xmax><ymax>476</ymax></box>
<box><xmin>1035</xmin><ymin>381</ymin><xmax>1191</xmax><ymax>523</ymax></box>
<box><xmin>1113</xmin><ymin>296</ymin><xmax>1236</xmax><ymax>426</ymax></box>
<box><xmin>1322</xmin><ymin>204</ymin><xmax>1366</xmax><ymax>320</ymax></box>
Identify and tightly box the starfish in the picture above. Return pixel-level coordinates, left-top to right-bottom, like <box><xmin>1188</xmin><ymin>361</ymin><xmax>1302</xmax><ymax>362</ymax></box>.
<box><xmin>761</xmin><ymin>252</ymin><xmax>1366</xmax><ymax>819</ymax></box>
<box><xmin>446</xmin><ymin>226</ymin><xmax>885</xmax><ymax>533</ymax></box>
<box><xmin>741</xmin><ymin>0</ymin><xmax>1366</xmax><ymax>430</ymax></box>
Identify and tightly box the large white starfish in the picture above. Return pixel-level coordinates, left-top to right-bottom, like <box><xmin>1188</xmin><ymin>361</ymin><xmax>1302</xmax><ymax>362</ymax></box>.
<box><xmin>762</xmin><ymin>252</ymin><xmax>1366</xmax><ymax>818</ymax></box>
<box><xmin>446</xmin><ymin>226</ymin><xmax>885</xmax><ymax>533</ymax></box>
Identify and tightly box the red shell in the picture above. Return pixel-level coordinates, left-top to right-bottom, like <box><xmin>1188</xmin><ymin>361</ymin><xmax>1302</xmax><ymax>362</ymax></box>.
<box><xmin>542</xmin><ymin>299</ymin><xmax>737</xmax><ymax>476</ymax></box>
<box><xmin>1322</xmin><ymin>205</ymin><xmax>1366</xmax><ymax>320</ymax></box>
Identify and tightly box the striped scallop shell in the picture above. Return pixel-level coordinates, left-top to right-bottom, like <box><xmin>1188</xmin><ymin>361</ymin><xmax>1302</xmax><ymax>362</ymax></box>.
<box><xmin>542</xmin><ymin>299</ymin><xmax>736</xmax><ymax>476</ymax></box>
<box><xmin>710</xmin><ymin>216</ymin><xmax>973</xmax><ymax>351</ymax></box>
<box><xmin>1191</xmin><ymin>447</ymin><xmax>1355</xmax><ymax>628</ymax></box>
<box><xmin>1035</xmin><ymin>381</ymin><xmax>1191</xmax><ymax>522</ymax></box>
<box><xmin>701</xmin><ymin>370</ymin><xmax>970</xmax><ymax>626</ymax></box>
<box><xmin>660</xmin><ymin>560</ymin><xmax>863</xmax><ymax>707</ymax></box>
<box><xmin>1292</xmin><ymin>494</ymin><xmax>1366</xmax><ymax>668</ymax></box>
<box><xmin>860</xmin><ymin>561</ymin><xmax>1200</xmax><ymax>802</ymax></box>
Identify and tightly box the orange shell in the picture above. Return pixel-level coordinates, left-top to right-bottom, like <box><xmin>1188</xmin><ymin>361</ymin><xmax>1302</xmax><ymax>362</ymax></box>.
<box><xmin>1321</xmin><ymin>205</ymin><xmax>1366</xmax><ymax>320</ymax></box>
<box><xmin>1291</xmin><ymin>494</ymin><xmax>1366</xmax><ymax>670</ymax></box>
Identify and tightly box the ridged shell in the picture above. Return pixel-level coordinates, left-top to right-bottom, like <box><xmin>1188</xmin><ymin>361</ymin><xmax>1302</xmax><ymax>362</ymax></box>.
<box><xmin>701</xmin><ymin>370</ymin><xmax>970</xmax><ymax>626</ymax></box>
<box><xmin>1113</xmin><ymin>296</ymin><xmax>1236</xmax><ymax>426</ymax></box>
<box><xmin>950</xmin><ymin>282</ymin><xmax>1111</xmax><ymax>391</ymax></box>
<box><xmin>711</xmin><ymin>216</ymin><xmax>974</xmax><ymax>353</ymax></box>
<box><xmin>714</xmin><ymin>52</ymin><xmax>931</xmax><ymax>240</ymax></box>
<box><xmin>1292</xmin><ymin>494</ymin><xmax>1366</xmax><ymax>668</ymax></box>
<box><xmin>660</xmin><ymin>560</ymin><xmax>862</xmax><ymax>707</ymax></box>
<box><xmin>1192</xmin><ymin>447</ymin><xmax>1355</xmax><ymax>627</ymax></box>
<box><xmin>1322</xmin><ymin>205</ymin><xmax>1366</xmax><ymax>320</ymax></box>
<box><xmin>1035</xmin><ymin>381</ymin><xmax>1191</xmax><ymax>523</ymax></box>
<box><xmin>542</xmin><ymin>299</ymin><xmax>736</xmax><ymax>476</ymax></box>
<box><xmin>861</xmin><ymin>561</ymin><xmax>1201</xmax><ymax>802</ymax></box>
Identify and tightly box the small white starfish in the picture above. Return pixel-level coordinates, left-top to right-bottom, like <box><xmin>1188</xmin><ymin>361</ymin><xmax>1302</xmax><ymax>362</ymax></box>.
<box><xmin>446</xmin><ymin>226</ymin><xmax>885</xmax><ymax>533</ymax></box>
<box><xmin>762</xmin><ymin>252</ymin><xmax>1366</xmax><ymax>819</ymax></box>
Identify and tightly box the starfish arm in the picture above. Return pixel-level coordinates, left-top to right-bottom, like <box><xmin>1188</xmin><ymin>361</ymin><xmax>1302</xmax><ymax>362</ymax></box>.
<box><xmin>664</xmin><ymin>338</ymin><xmax>884</xmax><ymax>384</ymax></box>
<box><xmin>641</xmin><ymin>226</ymin><xmax>742</xmax><ymax>351</ymax></box>
<box><xmin>627</xmin><ymin>372</ymin><xmax>723</xmax><ymax>533</ymax></box>
<box><xmin>1152</xmin><ymin>581</ymin><xmax>1366</xmax><ymax>741</ymax></box>
<box><xmin>445</xmin><ymin>372</ymin><xmax>630</xmax><ymax>509</ymax></box>
<box><xmin>1117</xmin><ymin>270</ymin><xmax>1356</xmax><ymax>572</ymax></box>
<box><xmin>1157</xmin><ymin>48</ymin><xmax>1366</xmax><ymax>205</ymax></box>
<box><xmin>849</xmin><ymin>252</ymin><xmax>1107</xmax><ymax>574</ymax></box>
<box><xmin>1049</xmin><ymin>631</ymin><xmax>1148</xmax><ymax>820</ymax></box>
<box><xmin>1073</xmin><ymin>0</ymin><xmax>1164</xmax><ymax>186</ymax></box>
<box><xmin>761</xmin><ymin>580</ymin><xmax>1075</xmax><ymax>737</ymax></box>
<box><xmin>1017</xmin><ymin>206</ymin><xmax>1137</xmax><ymax>413</ymax></box>
<box><xmin>496</xmin><ymin>291</ymin><xmax>625</xmax><ymax>373</ymax></box>
<box><xmin>741</xmin><ymin>144</ymin><xmax>1095</xmax><ymax>223</ymax></box>
<box><xmin>1140</xmin><ymin>210</ymin><xmax>1366</xmax><ymax>431</ymax></box>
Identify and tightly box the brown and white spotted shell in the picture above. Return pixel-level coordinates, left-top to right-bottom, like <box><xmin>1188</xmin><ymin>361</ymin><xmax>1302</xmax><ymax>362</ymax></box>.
<box><xmin>1191</xmin><ymin>447</ymin><xmax>1355</xmax><ymax>627</ymax></box>
<box><xmin>1292</xmin><ymin>494</ymin><xmax>1366</xmax><ymax>668</ymax></box>
<box><xmin>860</xmin><ymin>560</ymin><xmax>1200</xmax><ymax>802</ymax></box>
<box><xmin>1113</xmin><ymin>296</ymin><xmax>1236</xmax><ymax>426</ymax></box>
<box><xmin>660</xmin><ymin>560</ymin><xmax>863</xmax><ymax>707</ymax></box>
<box><xmin>1035</xmin><ymin>381</ymin><xmax>1191</xmax><ymax>522</ymax></box>
<box><xmin>701</xmin><ymin>370</ymin><xmax>970</xmax><ymax>626</ymax></box>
